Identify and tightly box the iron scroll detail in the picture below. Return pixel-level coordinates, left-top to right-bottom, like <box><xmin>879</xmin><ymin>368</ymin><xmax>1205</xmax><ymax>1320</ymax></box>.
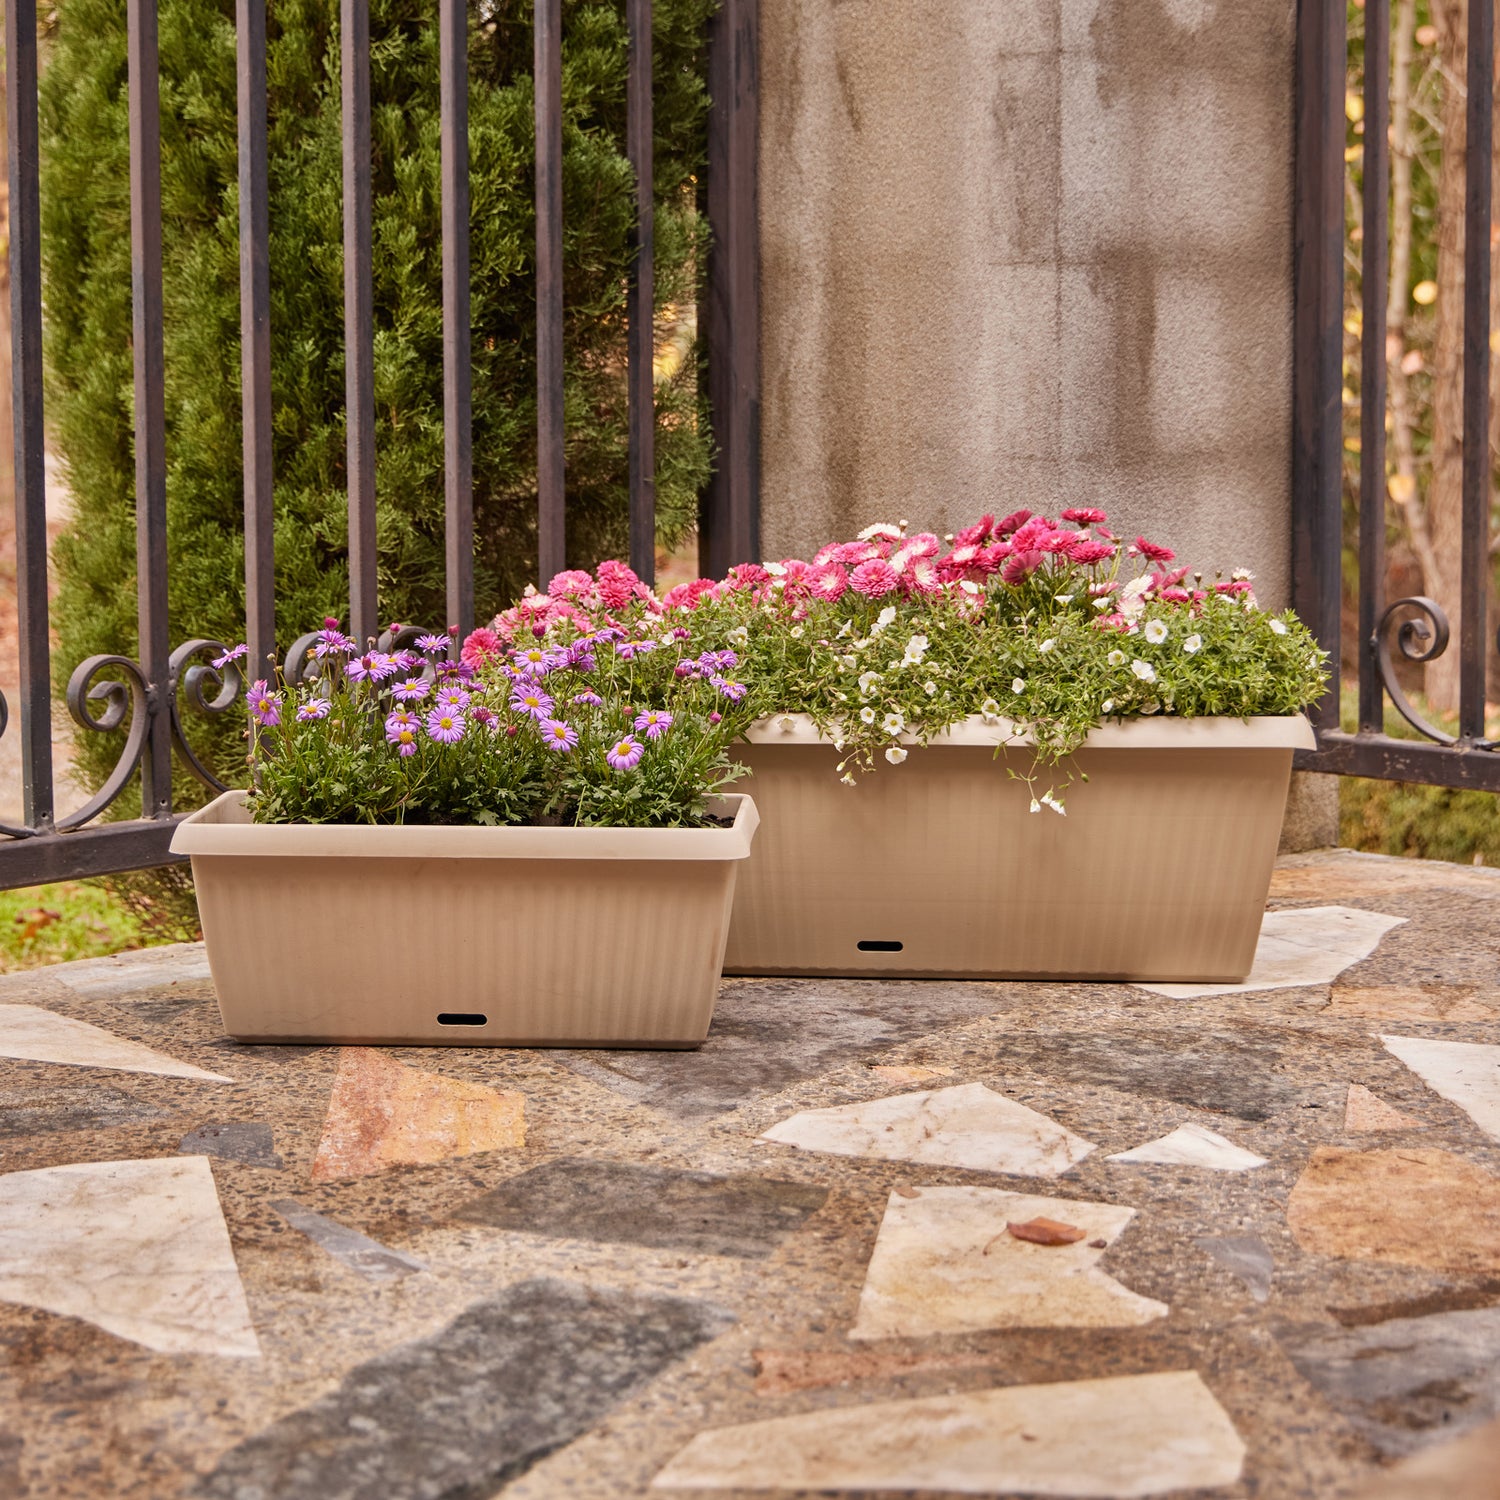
<box><xmin>1372</xmin><ymin>596</ymin><xmax>1457</xmax><ymax>746</ymax></box>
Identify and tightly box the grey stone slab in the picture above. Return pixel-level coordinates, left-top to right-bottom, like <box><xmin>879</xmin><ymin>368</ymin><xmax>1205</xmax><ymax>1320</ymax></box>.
<box><xmin>179</xmin><ymin>1122</ymin><xmax>283</xmax><ymax>1169</ymax></box>
<box><xmin>556</xmin><ymin>977</ymin><xmax>1007</xmax><ymax>1118</ymax></box>
<box><xmin>993</xmin><ymin>1029</ymin><xmax>1308</xmax><ymax>1121</ymax></box>
<box><xmin>454</xmin><ymin>1157</ymin><xmax>827</xmax><ymax>1259</ymax></box>
<box><xmin>42</xmin><ymin>943</ymin><xmax>212</xmax><ymax>1000</ymax></box>
<box><xmin>192</xmin><ymin>1278</ymin><xmax>735</xmax><ymax>1500</ymax></box>
<box><xmin>0</xmin><ymin>1080</ymin><xmax>164</xmax><ymax>1137</ymax></box>
<box><xmin>271</xmin><ymin>1200</ymin><xmax>426</xmax><ymax>1282</ymax></box>
<box><xmin>1197</xmin><ymin>1235</ymin><xmax>1274</xmax><ymax>1303</ymax></box>
<box><xmin>1277</xmin><ymin>1307</ymin><xmax>1500</xmax><ymax>1457</ymax></box>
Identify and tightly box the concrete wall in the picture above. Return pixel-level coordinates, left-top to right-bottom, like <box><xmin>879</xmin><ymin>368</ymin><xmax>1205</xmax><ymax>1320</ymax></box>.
<box><xmin>757</xmin><ymin>0</ymin><xmax>1296</xmax><ymax>607</ymax></box>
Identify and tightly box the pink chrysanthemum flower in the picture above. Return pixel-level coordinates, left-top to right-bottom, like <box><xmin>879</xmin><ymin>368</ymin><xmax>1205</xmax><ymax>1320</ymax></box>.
<box><xmin>849</xmin><ymin>559</ymin><xmax>899</xmax><ymax>598</ymax></box>
<box><xmin>1001</xmin><ymin>550</ymin><xmax>1043</xmax><ymax>584</ymax></box>
<box><xmin>807</xmin><ymin>564</ymin><xmax>849</xmax><ymax>602</ymax></box>
<box><xmin>538</xmin><ymin>717</ymin><xmax>579</xmax><ymax>752</ymax></box>
<box><xmin>606</xmin><ymin>736</ymin><xmax>645</xmax><ymax>771</ymax></box>
<box><xmin>296</xmin><ymin>699</ymin><xmax>331</xmax><ymax>722</ymax></box>
<box><xmin>1061</xmin><ymin>507</ymin><xmax>1107</xmax><ymax>524</ymax></box>
<box><xmin>634</xmin><ymin>709</ymin><xmax>673</xmax><ymax>740</ymax></box>
<box><xmin>460</xmin><ymin>627</ymin><xmax>502</xmax><ymax>668</ymax></box>
<box><xmin>1131</xmin><ymin>536</ymin><xmax>1175</xmax><ymax>563</ymax></box>
<box><xmin>1070</xmin><ymin>540</ymin><xmax>1116</xmax><ymax>566</ymax></box>
<box><xmin>426</xmin><ymin>708</ymin><xmax>466</xmax><ymax>744</ymax></box>
<box><xmin>547</xmin><ymin>569</ymin><xmax>596</xmax><ymax>600</ymax></box>
<box><xmin>595</xmin><ymin>559</ymin><xmax>640</xmax><ymax>610</ymax></box>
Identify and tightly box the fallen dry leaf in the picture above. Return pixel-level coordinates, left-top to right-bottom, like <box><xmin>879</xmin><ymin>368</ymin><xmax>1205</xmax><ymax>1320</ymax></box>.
<box><xmin>1005</xmin><ymin>1217</ymin><xmax>1087</xmax><ymax>1247</ymax></box>
<box><xmin>892</xmin><ymin>1184</ymin><xmax>920</xmax><ymax>1199</ymax></box>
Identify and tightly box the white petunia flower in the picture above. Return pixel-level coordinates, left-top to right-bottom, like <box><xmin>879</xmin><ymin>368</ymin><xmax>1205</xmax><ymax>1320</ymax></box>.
<box><xmin>1107</xmin><ymin>649</ymin><xmax>1127</xmax><ymax>667</ymax></box>
<box><xmin>1029</xmin><ymin>797</ymin><xmax>1042</xmax><ymax>813</ymax></box>
<box><xmin>885</xmin><ymin>745</ymin><xmax>908</xmax><ymax>765</ymax></box>
<box><xmin>902</xmin><ymin>633</ymin><xmax>929</xmax><ymax>665</ymax></box>
<box><xmin>841</xmin><ymin>773</ymin><xmax>857</xmax><ymax>786</ymax></box>
<box><xmin>1012</xmin><ymin>677</ymin><xmax>1026</xmax><ymax>694</ymax></box>
<box><xmin>1131</xmin><ymin>659</ymin><xmax>1157</xmax><ymax>683</ymax></box>
<box><xmin>1039</xmin><ymin>638</ymin><xmax>1056</xmax><ymax>654</ymax></box>
<box><xmin>1118</xmin><ymin>574</ymin><xmax>1154</xmax><ymax>617</ymax></box>
<box><xmin>1270</xmin><ymin>618</ymin><xmax>1288</xmax><ymax>635</ymax></box>
<box><xmin>860</xmin><ymin>706</ymin><xmax>877</xmax><ymax>724</ymax></box>
<box><xmin>1094</xmin><ymin>596</ymin><xmax>1112</xmax><ymax>610</ymax></box>
<box><xmin>1144</xmin><ymin>619</ymin><xmax>1168</xmax><ymax>645</ymax></box>
<box><xmin>924</xmin><ymin>680</ymin><xmax>938</xmax><ymax>696</ymax></box>
<box><xmin>1183</xmin><ymin>634</ymin><xmax>1203</xmax><ymax>654</ymax></box>
<box><xmin>775</xmin><ymin>714</ymin><xmax>796</xmax><ymax>733</ymax></box>
<box><xmin>960</xmin><ymin>580</ymin><xmax>981</xmax><ymax>595</ymax></box>
<box><xmin>858</xmin><ymin>670</ymin><xmax>882</xmax><ymax>695</ymax></box>
<box><xmin>763</xmin><ymin>560</ymin><xmax>787</xmax><ymax>576</ymax></box>
<box><xmin>980</xmin><ymin>698</ymin><xmax>1002</xmax><ymax>722</ymax></box>
<box><xmin>1054</xmin><ymin>593</ymin><xmax>1074</xmax><ymax>606</ymax></box>
<box><xmin>727</xmin><ymin>626</ymin><xmax>749</xmax><ymax>646</ymax></box>
<box><xmin>1040</xmin><ymin>791</ymin><xmax>1066</xmax><ymax>816</ymax></box>
<box><xmin>1232</xmin><ymin>567</ymin><xmax>1255</xmax><ymax>582</ymax></box>
<box><xmin>790</xmin><ymin>625</ymin><xmax>804</xmax><ymax>639</ymax></box>
<box><xmin>1101</xmin><ymin>698</ymin><xmax>1114</xmax><ymax>714</ymax></box>
<box><xmin>839</xmin><ymin>655</ymin><xmax>857</xmax><ymax>672</ymax></box>
<box><xmin>836</xmin><ymin>620</ymin><xmax>854</xmax><ymax>639</ymax></box>
<box><xmin>869</xmin><ymin>605</ymin><xmax>898</xmax><ymax>636</ymax></box>
<box><xmin>883</xmin><ymin>711</ymin><xmax>905</xmax><ymax>736</ymax></box>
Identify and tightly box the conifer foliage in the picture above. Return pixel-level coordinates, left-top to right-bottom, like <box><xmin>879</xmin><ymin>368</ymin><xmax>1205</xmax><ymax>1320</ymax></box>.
<box><xmin>40</xmin><ymin>0</ymin><xmax>714</xmax><ymax>794</ymax></box>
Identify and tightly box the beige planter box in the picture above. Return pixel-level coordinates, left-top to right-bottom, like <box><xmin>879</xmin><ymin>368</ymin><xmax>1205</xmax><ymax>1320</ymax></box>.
<box><xmin>725</xmin><ymin>715</ymin><xmax>1315</xmax><ymax>982</ymax></box>
<box><xmin>171</xmin><ymin>790</ymin><xmax>758</xmax><ymax>1047</ymax></box>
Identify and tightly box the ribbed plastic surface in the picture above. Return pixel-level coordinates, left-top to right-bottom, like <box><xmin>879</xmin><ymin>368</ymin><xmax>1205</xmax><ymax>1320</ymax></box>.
<box><xmin>725</xmin><ymin>717</ymin><xmax>1310</xmax><ymax>981</ymax></box>
<box><xmin>174</xmin><ymin>793</ymin><xmax>757</xmax><ymax>1046</ymax></box>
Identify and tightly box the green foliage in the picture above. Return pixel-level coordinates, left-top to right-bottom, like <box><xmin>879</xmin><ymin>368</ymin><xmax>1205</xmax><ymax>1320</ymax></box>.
<box><xmin>248</xmin><ymin>629</ymin><xmax>754</xmax><ymax>826</ymax></box>
<box><xmin>39</xmin><ymin>0</ymin><xmax>715</xmax><ymax>804</ymax></box>
<box><xmin>1341</xmin><ymin>777</ymin><xmax>1500</xmax><ymax>864</ymax></box>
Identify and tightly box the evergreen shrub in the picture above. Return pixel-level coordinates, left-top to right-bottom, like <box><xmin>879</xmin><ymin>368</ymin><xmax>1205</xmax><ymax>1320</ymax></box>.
<box><xmin>40</xmin><ymin>0</ymin><xmax>714</xmax><ymax>805</ymax></box>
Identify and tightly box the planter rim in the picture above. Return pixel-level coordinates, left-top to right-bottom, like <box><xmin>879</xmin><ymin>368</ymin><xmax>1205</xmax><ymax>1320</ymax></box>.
<box><xmin>742</xmin><ymin>712</ymin><xmax>1316</xmax><ymax>751</ymax></box>
<box><xmin>170</xmin><ymin>789</ymin><xmax>758</xmax><ymax>862</ymax></box>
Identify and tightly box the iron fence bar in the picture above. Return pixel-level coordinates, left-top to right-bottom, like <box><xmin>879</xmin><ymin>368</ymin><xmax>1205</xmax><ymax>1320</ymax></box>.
<box><xmin>1460</xmin><ymin>0</ymin><xmax>1494</xmax><ymax>742</ymax></box>
<box><xmin>1357</xmin><ymin>0</ymin><xmax>1390</xmax><ymax>736</ymax></box>
<box><xmin>1298</xmin><ymin>729</ymin><xmax>1500</xmax><ymax>789</ymax></box>
<box><xmin>702</xmin><ymin>0</ymin><xmax>759</xmax><ymax>578</ymax></box>
<box><xmin>0</xmin><ymin>820</ymin><xmax>188</xmax><ymax>889</ymax></box>
<box><xmin>238</xmin><ymin>0</ymin><xmax>276</xmax><ymax>683</ymax></box>
<box><xmin>5</xmin><ymin>0</ymin><xmax>52</xmax><ymax>831</ymax></box>
<box><xmin>342</xmin><ymin>0</ymin><xmax>377</xmax><ymax>645</ymax></box>
<box><xmin>535</xmin><ymin>0</ymin><xmax>565</xmax><ymax>584</ymax></box>
<box><xmin>440</xmin><ymin>0</ymin><xmax>474</xmax><ymax>642</ymax></box>
<box><xmin>627</xmin><ymin>0</ymin><xmax>655</xmax><ymax>583</ymax></box>
<box><xmin>127</xmin><ymin>0</ymin><xmax>173</xmax><ymax>818</ymax></box>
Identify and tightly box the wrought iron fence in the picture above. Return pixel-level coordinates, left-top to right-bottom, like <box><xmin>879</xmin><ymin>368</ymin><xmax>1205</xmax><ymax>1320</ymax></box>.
<box><xmin>0</xmin><ymin>0</ymin><xmax>759</xmax><ymax>889</ymax></box>
<box><xmin>1293</xmin><ymin>0</ymin><xmax>1500</xmax><ymax>792</ymax></box>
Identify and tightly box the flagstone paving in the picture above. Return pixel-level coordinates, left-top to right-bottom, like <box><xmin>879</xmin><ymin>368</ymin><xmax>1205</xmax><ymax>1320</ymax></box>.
<box><xmin>0</xmin><ymin>849</ymin><xmax>1497</xmax><ymax>1497</ymax></box>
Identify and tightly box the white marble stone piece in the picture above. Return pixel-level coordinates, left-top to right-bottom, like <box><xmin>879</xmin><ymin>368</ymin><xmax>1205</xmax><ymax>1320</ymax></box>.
<box><xmin>1382</xmin><ymin>1036</ymin><xmax>1500</xmax><ymax>1144</ymax></box>
<box><xmin>650</xmin><ymin>1369</ymin><xmax>1246</xmax><ymax>1496</ymax></box>
<box><xmin>0</xmin><ymin>942</ymin><xmax>214</xmax><ymax>1001</ymax></box>
<box><xmin>759</xmin><ymin>1082</ymin><xmax>1096</xmax><ymax>1177</ymax></box>
<box><xmin>0</xmin><ymin>1003</ymin><xmax>231</xmax><ymax>1082</ymax></box>
<box><xmin>0</xmin><ymin>1155</ymin><xmax>260</xmax><ymax>1356</ymax></box>
<box><xmin>1136</xmin><ymin>906</ymin><xmax>1406</xmax><ymax>999</ymax></box>
<box><xmin>850</xmin><ymin>1186</ymin><xmax>1167</xmax><ymax>1340</ymax></box>
<box><xmin>1106</xmin><ymin>1123</ymin><xmax>1267</xmax><ymax>1172</ymax></box>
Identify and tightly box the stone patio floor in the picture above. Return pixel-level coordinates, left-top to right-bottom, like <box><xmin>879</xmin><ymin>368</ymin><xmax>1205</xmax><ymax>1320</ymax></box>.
<box><xmin>1</xmin><ymin>848</ymin><xmax>1499</xmax><ymax>1499</ymax></box>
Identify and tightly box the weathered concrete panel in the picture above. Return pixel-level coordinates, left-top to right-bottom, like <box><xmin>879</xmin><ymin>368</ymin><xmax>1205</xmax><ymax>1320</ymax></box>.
<box><xmin>759</xmin><ymin>0</ymin><xmax>1294</xmax><ymax>604</ymax></box>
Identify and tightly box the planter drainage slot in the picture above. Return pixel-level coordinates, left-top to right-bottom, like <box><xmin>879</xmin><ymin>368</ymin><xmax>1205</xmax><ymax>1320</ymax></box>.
<box><xmin>857</xmin><ymin>940</ymin><xmax>904</xmax><ymax>952</ymax></box>
<box><xmin>437</xmin><ymin>1012</ymin><xmax>488</xmax><ymax>1027</ymax></box>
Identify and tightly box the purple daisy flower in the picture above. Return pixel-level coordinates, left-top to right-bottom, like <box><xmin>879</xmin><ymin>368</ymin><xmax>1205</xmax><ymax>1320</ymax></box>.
<box><xmin>615</xmin><ymin>640</ymin><xmax>658</xmax><ymax>660</ymax></box>
<box><xmin>566</xmin><ymin>639</ymin><xmax>599</xmax><ymax>670</ymax></box>
<box><xmin>435</xmin><ymin>684</ymin><xmax>471</xmax><ymax>711</ymax></box>
<box><xmin>391</xmin><ymin>676</ymin><xmax>431</xmax><ymax>702</ymax></box>
<box><xmin>385</xmin><ymin>710</ymin><xmax>420</xmax><ymax>741</ymax></box>
<box><xmin>391</xmin><ymin>727</ymin><xmax>419</xmax><ymax>756</ymax></box>
<box><xmin>296</xmin><ymin>699</ymin><xmax>332</xmax><ymax>722</ymax></box>
<box><xmin>426</xmin><ymin>708</ymin><xmax>466</xmax><ymax>744</ymax></box>
<box><xmin>366</xmin><ymin>652</ymin><xmax>401</xmax><ymax>681</ymax></box>
<box><xmin>393</xmin><ymin>648</ymin><xmax>424</xmax><ymax>671</ymax></box>
<box><xmin>539</xmin><ymin>717</ymin><xmax>579</xmax><ymax>752</ymax></box>
<box><xmin>606</xmin><ymin>735</ymin><xmax>645</xmax><ymax>771</ymax></box>
<box><xmin>250</xmin><ymin>696</ymin><xmax>282</xmax><ymax>727</ymax></box>
<box><xmin>247</xmin><ymin>678</ymin><xmax>275</xmax><ymax>711</ymax></box>
<box><xmin>345</xmin><ymin>654</ymin><xmax>375</xmax><ymax>681</ymax></box>
<box><xmin>212</xmin><ymin>643</ymin><xmax>248</xmax><ymax>669</ymax></box>
<box><xmin>674</xmin><ymin>659</ymin><xmax>699</xmax><ymax>679</ymax></box>
<box><xmin>509</xmin><ymin>686</ymin><xmax>555</xmax><ymax>719</ymax></box>
<box><xmin>416</xmin><ymin>633</ymin><xmax>452</xmax><ymax>654</ymax></box>
<box><xmin>710</xmin><ymin>675</ymin><xmax>748</xmax><ymax>702</ymax></box>
<box><xmin>571</xmin><ymin>691</ymin><xmax>603</xmax><ymax>708</ymax></box>
<box><xmin>633</xmin><ymin>709</ymin><xmax>673</xmax><ymax>740</ymax></box>
<box><xmin>437</xmin><ymin>659</ymin><xmax>475</xmax><ymax>681</ymax></box>
<box><xmin>512</xmin><ymin>644</ymin><xmax>563</xmax><ymax>677</ymax></box>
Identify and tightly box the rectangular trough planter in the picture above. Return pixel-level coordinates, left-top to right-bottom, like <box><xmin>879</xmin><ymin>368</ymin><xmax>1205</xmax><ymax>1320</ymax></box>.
<box><xmin>171</xmin><ymin>790</ymin><xmax>759</xmax><ymax>1047</ymax></box>
<box><xmin>724</xmin><ymin>715</ymin><xmax>1314</xmax><ymax>982</ymax></box>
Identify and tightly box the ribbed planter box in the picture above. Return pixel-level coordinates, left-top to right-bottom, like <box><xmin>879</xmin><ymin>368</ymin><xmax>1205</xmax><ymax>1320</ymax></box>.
<box><xmin>171</xmin><ymin>790</ymin><xmax>759</xmax><ymax>1047</ymax></box>
<box><xmin>725</xmin><ymin>716</ymin><xmax>1314</xmax><ymax>982</ymax></box>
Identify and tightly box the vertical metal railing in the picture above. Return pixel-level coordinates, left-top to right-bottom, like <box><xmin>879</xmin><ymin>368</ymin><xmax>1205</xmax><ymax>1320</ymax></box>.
<box><xmin>1294</xmin><ymin>0</ymin><xmax>1500</xmax><ymax>791</ymax></box>
<box><xmin>0</xmin><ymin>0</ymin><xmax>761</xmax><ymax>888</ymax></box>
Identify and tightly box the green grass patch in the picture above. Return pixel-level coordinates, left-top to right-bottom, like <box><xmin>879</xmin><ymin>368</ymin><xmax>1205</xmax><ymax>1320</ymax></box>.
<box><xmin>0</xmin><ymin>880</ymin><xmax>155</xmax><ymax>972</ymax></box>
